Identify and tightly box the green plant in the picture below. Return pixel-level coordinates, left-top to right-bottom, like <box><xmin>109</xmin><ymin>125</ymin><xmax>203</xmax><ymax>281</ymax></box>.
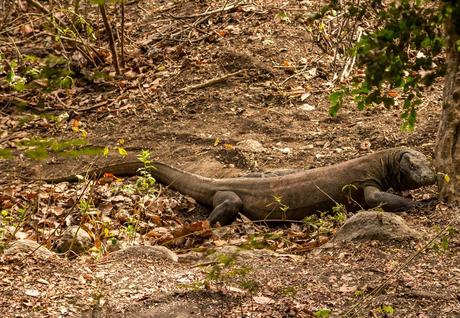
<box><xmin>17</xmin><ymin>137</ymin><xmax>104</xmax><ymax>161</ymax></box>
<box><xmin>314</xmin><ymin>308</ymin><xmax>331</xmax><ymax>317</ymax></box>
<box><xmin>242</xmin><ymin>231</ymin><xmax>284</xmax><ymax>250</ymax></box>
<box><xmin>0</xmin><ymin>205</ymin><xmax>32</xmax><ymax>249</ymax></box>
<box><xmin>25</xmin><ymin>147</ymin><xmax>49</xmax><ymax>160</ymax></box>
<box><xmin>134</xmin><ymin>150</ymin><xmax>157</xmax><ymax>193</ymax></box>
<box><xmin>4</xmin><ymin>60</ymin><xmax>27</xmax><ymax>92</ymax></box>
<box><xmin>239</xmin><ymin>278</ymin><xmax>258</xmax><ymax>294</ymax></box>
<box><xmin>437</xmin><ymin>172</ymin><xmax>451</xmax><ymax>183</ymax></box>
<box><xmin>210</xmin><ymin>254</ymin><xmax>258</xmax><ymax>293</ymax></box>
<box><xmin>90</xmin><ymin>278</ymin><xmax>106</xmax><ymax>307</ymax></box>
<box><xmin>186</xmin><ymin>251</ymin><xmax>259</xmax><ymax>296</ymax></box>
<box><xmin>0</xmin><ymin>149</ymin><xmax>13</xmax><ymax>159</ymax></box>
<box><xmin>331</xmin><ymin>203</ymin><xmax>347</xmax><ymax>218</ymax></box>
<box><xmin>376</xmin><ymin>304</ymin><xmax>395</xmax><ymax>315</ymax></box>
<box><xmin>79</xmin><ymin>199</ymin><xmax>93</xmax><ymax>215</ymax></box>
<box><xmin>280</xmin><ymin>286</ymin><xmax>297</xmax><ymax>297</ymax></box>
<box><xmin>0</xmin><ymin>209</ymin><xmax>10</xmax><ymax>251</ymax></box>
<box><xmin>208</xmin><ymin>253</ymin><xmax>237</xmax><ymax>282</ymax></box>
<box><xmin>2</xmin><ymin>54</ymin><xmax>75</xmax><ymax>93</ymax></box>
<box><xmin>432</xmin><ymin>225</ymin><xmax>457</xmax><ymax>252</ymax></box>
<box><xmin>303</xmin><ymin>205</ymin><xmax>347</xmax><ymax>235</ymax></box>
<box><xmin>277</xmin><ymin>11</ymin><xmax>291</xmax><ymax>23</ymax></box>
<box><xmin>354</xmin><ymin>289</ymin><xmax>364</xmax><ymax>298</ymax></box>
<box><xmin>266</xmin><ymin>195</ymin><xmax>289</xmax><ymax>220</ymax></box>
<box><xmin>122</xmin><ymin>217</ymin><xmax>139</xmax><ymax>241</ymax></box>
<box><xmin>324</xmin><ymin>0</ymin><xmax>445</xmax><ymax>130</ymax></box>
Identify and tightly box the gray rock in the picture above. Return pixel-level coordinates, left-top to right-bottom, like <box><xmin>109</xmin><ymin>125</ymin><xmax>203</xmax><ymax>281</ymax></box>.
<box><xmin>334</xmin><ymin>211</ymin><xmax>421</xmax><ymax>242</ymax></box>
<box><xmin>55</xmin><ymin>225</ymin><xmax>93</xmax><ymax>255</ymax></box>
<box><xmin>4</xmin><ymin>239</ymin><xmax>55</xmax><ymax>259</ymax></box>
<box><xmin>108</xmin><ymin>245</ymin><xmax>178</xmax><ymax>262</ymax></box>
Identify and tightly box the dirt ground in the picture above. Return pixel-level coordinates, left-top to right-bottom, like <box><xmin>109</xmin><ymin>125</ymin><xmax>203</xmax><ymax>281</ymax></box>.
<box><xmin>1</xmin><ymin>0</ymin><xmax>459</xmax><ymax>317</ymax></box>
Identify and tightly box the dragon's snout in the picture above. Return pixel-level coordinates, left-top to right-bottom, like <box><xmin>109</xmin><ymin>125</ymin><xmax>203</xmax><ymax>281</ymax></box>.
<box><xmin>421</xmin><ymin>169</ymin><xmax>436</xmax><ymax>185</ymax></box>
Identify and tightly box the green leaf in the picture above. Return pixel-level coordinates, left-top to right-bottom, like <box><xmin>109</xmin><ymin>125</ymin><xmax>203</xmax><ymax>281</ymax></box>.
<box><xmin>103</xmin><ymin>146</ymin><xmax>109</xmax><ymax>157</ymax></box>
<box><xmin>401</xmin><ymin>108</ymin><xmax>416</xmax><ymax>131</ymax></box>
<box><xmin>277</xmin><ymin>11</ymin><xmax>290</xmax><ymax>22</ymax></box>
<box><xmin>25</xmin><ymin>67</ymin><xmax>40</xmax><ymax>78</ymax></box>
<box><xmin>440</xmin><ymin>173</ymin><xmax>451</xmax><ymax>183</ymax></box>
<box><xmin>59</xmin><ymin>76</ymin><xmax>74</xmax><ymax>89</ymax></box>
<box><xmin>117</xmin><ymin>147</ymin><xmax>128</xmax><ymax>157</ymax></box>
<box><xmin>314</xmin><ymin>308</ymin><xmax>331</xmax><ymax>318</ymax></box>
<box><xmin>6</xmin><ymin>69</ymin><xmax>15</xmax><ymax>83</ymax></box>
<box><xmin>45</xmin><ymin>54</ymin><xmax>67</xmax><ymax>67</ymax></box>
<box><xmin>137</xmin><ymin>150</ymin><xmax>152</xmax><ymax>164</ymax></box>
<box><xmin>421</xmin><ymin>37</ymin><xmax>432</xmax><ymax>48</ymax></box>
<box><xmin>329</xmin><ymin>90</ymin><xmax>345</xmax><ymax>116</ymax></box>
<box><xmin>12</xmin><ymin>78</ymin><xmax>27</xmax><ymax>92</ymax></box>
<box><xmin>382</xmin><ymin>305</ymin><xmax>395</xmax><ymax>314</ymax></box>
<box><xmin>382</xmin><ymin>97</ymin><xmax>395</xmax><ymax>108</ymax></box>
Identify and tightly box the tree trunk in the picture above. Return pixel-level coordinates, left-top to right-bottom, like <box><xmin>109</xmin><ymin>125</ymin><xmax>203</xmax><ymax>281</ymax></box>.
<box><xmin>435</xmin><ymin>2</ymin><xmax>460</xmax><ymax>202</ymax></box>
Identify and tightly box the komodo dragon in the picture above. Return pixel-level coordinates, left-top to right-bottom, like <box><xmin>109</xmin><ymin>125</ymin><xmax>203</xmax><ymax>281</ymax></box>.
<box><xmin>42</xmin><ymin>147</ymin><xmax>436</xmax><ymax>226</ymax></box>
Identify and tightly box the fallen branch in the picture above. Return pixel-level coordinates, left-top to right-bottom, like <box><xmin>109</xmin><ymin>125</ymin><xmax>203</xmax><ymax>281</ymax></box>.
<box><xmin>179</xmin><ymin>70</ymin><xmax>243</xmax><ymax>92</ymax></box>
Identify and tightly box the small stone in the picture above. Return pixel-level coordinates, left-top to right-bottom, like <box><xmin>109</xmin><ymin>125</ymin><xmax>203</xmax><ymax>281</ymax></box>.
<box><xmin>314</xmin><ymin>140</ymin><xmax>326</xmax><ymax>146</ymax></box>
<box><xmin>236</xmin><ymin>139</ymin><xmax>266</xmax><ymax>153</ymax></box>
<box><xmin>300</xmin><ymin>92</ymin><xmax>311</xmax><ymax>101</ymax></box>
<box><xmin>334</xmin><ymin>211</ymin><xmax>421</xmax><ymax>242</ymax></box>
<box><xmin>55</xmin><ymin>225</ymin><xmax>92</xmax><ymax>255</ymax></box>
<box><xmin>24</xmin><ymin>289</ymin><xmax>41</xmax><ymax>297</ymax></box>
<box><xmin>253</xmin><ymin>296</ymin><xmax>274</xmax><ymax>304</ymax></box>
<box><xmin>115</xmin><ymin>209</ymin><xmax>130</xmax><ymax>223</ymax></box>
<box><xmin>14</xmin><ymin>231</ymin><xmax>29</xmax><ymax>240</ymax></box>
<box><xmin>279</xmin><ymin>147</ymin><xmax>291</xmax><ymax>154</ymax></box>
<box><xmin>299</xmin><ymin>103</ymin><xmax>315</xmax><ymax>111</ymax></box>
<box><xmin>359</xmin><ymin>140</ymin><xmax>371</xmax><ymax>150</ymax></box>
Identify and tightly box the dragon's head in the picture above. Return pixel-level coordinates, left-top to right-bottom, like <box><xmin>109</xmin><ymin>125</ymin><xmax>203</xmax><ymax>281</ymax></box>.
<box><xmin>397</xmin><ymin>149</ymin><xmax>436</xmax><ymax>190</ymax></box>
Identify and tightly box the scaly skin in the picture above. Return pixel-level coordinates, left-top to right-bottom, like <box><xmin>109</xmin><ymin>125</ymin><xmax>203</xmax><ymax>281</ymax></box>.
<box><xmin>43</xmin><ymin>147</ymin><xmax>436</xmax><ymax>226</ymax></box>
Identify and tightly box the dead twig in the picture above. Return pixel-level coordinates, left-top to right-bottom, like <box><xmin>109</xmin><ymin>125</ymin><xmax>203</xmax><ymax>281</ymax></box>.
<box><xmin>339</xmin><ymin>28</ymin><xmax>362</xmax><ymax>82</ymax></box>
<box><xmin>179</xmin><ymin>70</ymin><xmax>243</xmax><ymax>92</ymax></box>
<box><xmin>26</xmin><ymin>0</ymin><xmax>50</xmax><ymax>15</ymax></box>
<box><xmin>120</xmin><ymin>1</ymin><xmax>125</xmax><ymax>67</ymax></box>
<box><xmin>170</xmin><ymin>2</ymin><xmax>241</xmax><ymax>19</ymax></box>
<box><xmin>78</xmin><ymin>92</ymin><xmax>127</xmax><ymax>112</ymax></box>
<box><xmin>25</xmin><ymin>0</ymin><xmax>67</xmax><ymax>28</ymax></box>
<box><xmin>98</xmin><ymin>3</ymin><xmax>121</xmax><ymax>75</ymax></box>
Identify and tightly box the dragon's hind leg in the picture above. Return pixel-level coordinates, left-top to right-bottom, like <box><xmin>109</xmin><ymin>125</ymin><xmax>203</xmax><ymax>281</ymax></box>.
<box><xmin>208</xmin><ymin>191</ymin><xmax>243</xmax><ymax>226</ymax></box>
